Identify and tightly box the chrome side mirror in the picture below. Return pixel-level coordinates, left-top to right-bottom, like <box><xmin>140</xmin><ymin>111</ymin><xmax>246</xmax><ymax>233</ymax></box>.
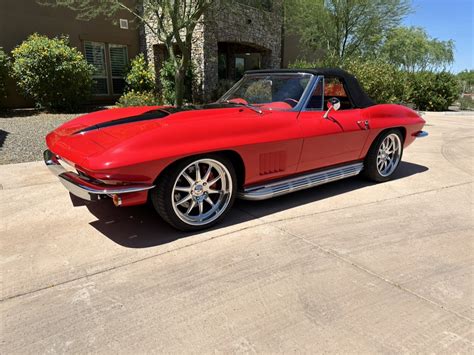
<box><xmin>323</xmin><ymin>97</ymin><xmax>341</xmax><ymax>118</ymax></box>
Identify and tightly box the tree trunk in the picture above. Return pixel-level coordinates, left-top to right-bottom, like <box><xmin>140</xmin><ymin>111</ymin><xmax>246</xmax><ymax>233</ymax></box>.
<box><xmin>174</xmin><ymin>67</ymin><xmax>186</xmax><ymax>107</ymax></box>
<box><xmin>174</xmin><ymin>47</ymin><xmax>192</xmax><ymax>108</ymax></box>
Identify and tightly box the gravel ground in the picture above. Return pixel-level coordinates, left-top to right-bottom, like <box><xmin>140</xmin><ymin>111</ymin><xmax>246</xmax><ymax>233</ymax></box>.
<box><xmin>0</xmin><ymin>110</ymin><xmax>88</xmax><ymax>165</ymax></box>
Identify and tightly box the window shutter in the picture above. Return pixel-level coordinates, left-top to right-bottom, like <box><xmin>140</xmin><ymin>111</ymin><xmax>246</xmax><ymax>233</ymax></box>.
<box><xmin>84</xmin><ymin>41</ymin><xmax>108</xmax><ymax>95</ymax></box>
<box><xmin>109</xmin><ymin>45</ymin><xmax>128</xmax><ymax>94</ymax></box>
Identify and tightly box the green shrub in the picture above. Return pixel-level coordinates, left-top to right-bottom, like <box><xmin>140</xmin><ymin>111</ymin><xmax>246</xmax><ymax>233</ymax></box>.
<box><xmin>116</xmin><ymin>90</ymin><xmax>160</xmax><ymax>107</ymax></box>
<box><xmin>0</xmin><ymin>47</ymin><xmax>10</xmax><ymax>100</ymax></box>
<box><xmin>290</xmin><ymin>59</ymin><xmax>460</xmax><ymax>111</ymax></box>
<box><xmin>160</xmin><ymin>58</ymin><xmax>194</xmax><ymax>105</ymax></box>
<box><xmin>290</xmin><ymin>58</ymin><xmax>407</xmax><ymax>104</ymax></box>
<box><xmin>288</xmin><ymin>59</ymin><xmax>316</xmax><ymax>70</ymax></box>
<box><xmin>342</xmin><ymin>58</ymin><xmax>409</xmax><ymax>104</ymax></box>
<box><xmin>459</xmin><ymin>96</ymin><xmax>474</xmax><ymax>111</ymax></box>
<box><xmin>125</xmin><ymin>53</ymin><xmax>155</xmax><ymax>93</ymax></box>
<box><xmin>457</xmin><ymin>69</ymin><xmax>474</xmax><ymax>94</ymax></box>
<box><xmin>11</xmin><ymin>34</ymin><xmax>93</xmax><ymax>112</ymax></box>
<box><xmin>407</xmin><ymin>71</ymin><xmax>460</xmax><ymax>111</ymax></box>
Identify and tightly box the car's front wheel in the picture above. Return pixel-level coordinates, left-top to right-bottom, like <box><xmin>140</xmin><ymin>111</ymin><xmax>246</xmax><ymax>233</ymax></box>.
<box><xmin>364</xmin><ymin>129</ymin><xmax>404</xmax><ymax>182</ymax></box>
<box><xmin>151</xmin><ymin>155</ymin><xmax>236</xmax><ymax>231</ymax></box>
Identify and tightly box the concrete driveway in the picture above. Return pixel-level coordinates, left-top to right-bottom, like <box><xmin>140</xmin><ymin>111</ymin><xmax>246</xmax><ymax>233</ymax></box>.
<box><xmin>1</xmin><ymin>112</ymin><xmax>473</xmax><ymax>353</ymax></box>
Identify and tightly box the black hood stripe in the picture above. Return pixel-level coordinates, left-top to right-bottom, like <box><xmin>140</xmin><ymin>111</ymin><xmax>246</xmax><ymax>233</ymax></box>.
<box><xmin>73</xmin><ymin>103</ymin><xmax>240</xmax><ymax>135</ymax></box>
<box><xmin>73</xmin><ymin>110</ymin><xmax>170</xmax><ymax>134</ymax></box>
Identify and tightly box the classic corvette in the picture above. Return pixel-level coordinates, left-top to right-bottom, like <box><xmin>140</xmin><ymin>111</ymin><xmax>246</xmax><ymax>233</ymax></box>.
<box><xmin>44</xmin><ymin>69</ymin><xmax>427</xmax><ymax>231</ymax></box>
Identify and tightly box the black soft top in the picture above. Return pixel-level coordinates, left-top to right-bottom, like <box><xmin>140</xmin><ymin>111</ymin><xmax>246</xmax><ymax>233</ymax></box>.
<box><xmin>245</xmin><ymin>68</ymin><xmax>375</xmax><ymax>108</ymax></box>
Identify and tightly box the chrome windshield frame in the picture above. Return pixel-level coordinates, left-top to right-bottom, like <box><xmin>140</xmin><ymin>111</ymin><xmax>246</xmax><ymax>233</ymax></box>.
<box><xmin>218</xmin><ymin>72</ymin><xmax>319</xmax><ymax>112</ymax></box>
<box><xmin>299</xmin><ymin>75</ymin><xmax>324</xmax><ymax>112</ymax></box>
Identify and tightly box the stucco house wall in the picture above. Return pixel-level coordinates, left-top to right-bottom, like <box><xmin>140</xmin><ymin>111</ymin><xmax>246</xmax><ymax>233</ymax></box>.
<box><xmin>1</xmin><ymin>0</ymin><xmax>139</xmax><ymax>108</ymax></box>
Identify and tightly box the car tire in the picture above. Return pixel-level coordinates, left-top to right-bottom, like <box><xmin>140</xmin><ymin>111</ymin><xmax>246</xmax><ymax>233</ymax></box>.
<box><xmin>151</xmin><ymin>154</ymin><xmax>237</xmax><ymax>231</ymax></box>
<box><xmin>364</xmin><ymin>129</ymin><xmax>404</xmax><ymax>182</ymax></box>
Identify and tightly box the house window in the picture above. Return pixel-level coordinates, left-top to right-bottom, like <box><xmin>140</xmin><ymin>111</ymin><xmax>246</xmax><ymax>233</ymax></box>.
<box><xmin>109</xmin><ymin>44</ymin><xmax>128</xmax><ymax>95</ymax></box>
<box><xmin>84</xmin><ymin>41</ymin><xmax>129</xmax><ymax>96</ymax></box>
<box><xmin>84</xmin><ymin>41</ymin><xmax>108</xmax><ymax>95</ymax></box>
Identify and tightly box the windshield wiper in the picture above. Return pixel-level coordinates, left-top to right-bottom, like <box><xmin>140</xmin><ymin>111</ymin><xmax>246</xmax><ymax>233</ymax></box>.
<box><xmin>222</xmin><ymin>100</ymin><xmax>263</xmax><ymax>115</ymax></box>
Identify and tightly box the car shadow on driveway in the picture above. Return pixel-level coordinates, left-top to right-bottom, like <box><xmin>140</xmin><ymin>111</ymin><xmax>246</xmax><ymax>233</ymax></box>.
<box><xmin>78</xmin><ymin>161</ymin><xmax>428</xmax><ymax>249</ymax></box>
<box><xmin>0</xmin><ymin>129</ymin><xmax>9</xmax><ymax>148</ymax></box>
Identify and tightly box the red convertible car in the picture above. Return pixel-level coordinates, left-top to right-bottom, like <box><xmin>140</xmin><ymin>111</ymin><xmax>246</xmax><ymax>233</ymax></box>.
<box><xmin>45</xmin><ymin>69</ymin><xmax>427</xmax><ymax>231</ymax></box>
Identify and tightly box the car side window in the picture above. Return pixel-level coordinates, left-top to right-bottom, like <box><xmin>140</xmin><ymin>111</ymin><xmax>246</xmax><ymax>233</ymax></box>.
<box><xmin>305</xmin><ymin>78</ymin><xmax>324</xmax><ymax>110</ymax></box>
<box><xmin>324</xmin><ymin>77</ymin><xmax>354</xmax><ymax>110</ymax></box>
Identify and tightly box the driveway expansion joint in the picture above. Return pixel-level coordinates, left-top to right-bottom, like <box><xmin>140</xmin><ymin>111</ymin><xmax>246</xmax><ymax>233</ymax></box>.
<box><xmin>236</xmin><ymin>183</ymin><xmax>474</xmax><ymax>325</ymax></box>
<box><xmin>1</xmin><ymin>181</ymin><xmax>472</xmax><ymax>310</ymax></box>
<box><xmin>0</xmin><ymin>222</ymin><xmax>268</xmax><ymax>303</ymax></box>
<box><xmin>276</xmin><ymin>225</ymin><xmax>473</xmax><ymax>324</ymax></box>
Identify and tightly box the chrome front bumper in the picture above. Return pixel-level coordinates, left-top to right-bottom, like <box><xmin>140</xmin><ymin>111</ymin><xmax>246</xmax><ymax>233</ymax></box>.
<box><xmin>44</xmin><ymin>150</ymin><xmax>155</xmax><ymax>201</ymax></box>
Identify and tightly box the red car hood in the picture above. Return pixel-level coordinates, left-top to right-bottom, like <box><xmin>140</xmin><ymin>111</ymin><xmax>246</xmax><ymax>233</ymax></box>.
<box><xmin>46</xmin><ymin>104</ymin><xmax>248</xmax><ymax>168</ymax></box>
<box><xmin>47</xmin><ymin>107</ymin><xmax>161</xmax><ymax>164</ymax></box>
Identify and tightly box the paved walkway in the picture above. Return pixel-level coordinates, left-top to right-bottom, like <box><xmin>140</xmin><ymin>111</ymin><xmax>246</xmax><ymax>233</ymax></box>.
<box><xmin>1</xmin><ymin>113</ymin><xmax>473</xmax><ymax>353</ymax></box>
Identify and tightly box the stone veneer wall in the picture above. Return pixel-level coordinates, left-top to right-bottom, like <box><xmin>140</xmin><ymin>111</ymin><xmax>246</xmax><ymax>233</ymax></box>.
<box><xmin>144</xmin><ymin>0</ymin><xmax>283</xmax><ymax>102</ymax></box>
<box><xmin>196</xmin><ymin>0</ymin><xmax>283</xmax><ymax>101</ymax></box>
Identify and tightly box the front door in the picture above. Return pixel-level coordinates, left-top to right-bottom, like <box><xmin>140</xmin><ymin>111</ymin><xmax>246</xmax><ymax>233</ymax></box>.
<box><xmin>297</xmin><ymin>77</ymin><xmax>370</xmax><ymax>172</ymax></box>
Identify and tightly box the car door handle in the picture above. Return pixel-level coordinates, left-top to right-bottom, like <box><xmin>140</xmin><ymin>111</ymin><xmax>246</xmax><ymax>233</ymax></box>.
<box><xmin>357</xmin><ymin>120</ymin><xmax>370</xmax><ymax>130</ymax></box>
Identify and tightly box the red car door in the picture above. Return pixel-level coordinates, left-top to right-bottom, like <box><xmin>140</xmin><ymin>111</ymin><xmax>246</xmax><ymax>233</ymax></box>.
<box><xmin>297</xmin><ymin>77</ymin><xmax>370</xmax><ymax>172</ymax></box>
<box><xmin>236</xmin><ymin>110</ymin><xmax>304</xmax><ymax>185</ymax></box>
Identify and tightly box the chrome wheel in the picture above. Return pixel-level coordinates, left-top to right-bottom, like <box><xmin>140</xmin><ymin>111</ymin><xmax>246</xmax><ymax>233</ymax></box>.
<box><xmin>171</xmin><ymin>159</ymin><xmax>233</xmax><ymax>226</ymax></box>
<box><xmin>376</xmin><ymin>133</ymin><xmax>402</xmax><ymax>177</ymax></box>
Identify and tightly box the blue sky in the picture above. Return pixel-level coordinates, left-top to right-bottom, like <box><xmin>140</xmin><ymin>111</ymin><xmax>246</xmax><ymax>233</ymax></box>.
<box><xmin>403</xmin><ymin>0</ymin><xmax>473</xmax><ymax>72</ymax></box>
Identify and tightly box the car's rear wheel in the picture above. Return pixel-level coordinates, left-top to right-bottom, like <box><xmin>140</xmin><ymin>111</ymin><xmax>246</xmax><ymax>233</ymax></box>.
<box><xmin>151</xmin><ymin>155</ymin><xmax>236</xmax><ymax>231</ymax></box>
<box><xmin>364</xmin><ymin>130</ymin><xmax>404</xmax><ymax>182</ymax></box>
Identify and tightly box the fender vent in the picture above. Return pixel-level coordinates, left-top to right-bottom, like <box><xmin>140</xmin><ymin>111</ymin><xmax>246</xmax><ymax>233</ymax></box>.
<box><xmin>259</xmin><ymin>151</ymin><xmax>286</xmax><ymax>175</ymax></box>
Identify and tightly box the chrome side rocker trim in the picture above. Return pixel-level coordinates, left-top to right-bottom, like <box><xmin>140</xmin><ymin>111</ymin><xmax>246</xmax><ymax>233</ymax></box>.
<box><xmin>238</xmin><ymin>162</ymin><xmax>364</xmax><ymax>201</ymax></box>
<box><xmin>44</xmin><ymin>150</ymin><xmax>155</xmax><ymax>201</ymax></box>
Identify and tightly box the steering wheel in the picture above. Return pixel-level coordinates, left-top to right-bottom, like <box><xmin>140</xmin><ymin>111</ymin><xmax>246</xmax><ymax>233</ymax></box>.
<box><xmin>283</xmin><ymin>98</ymin><xmax>299</xmax><ymax>108</ymax></box>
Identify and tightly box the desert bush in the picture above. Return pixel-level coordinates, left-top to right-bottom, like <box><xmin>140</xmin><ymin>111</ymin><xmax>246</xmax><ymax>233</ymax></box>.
<box><xmin>160</xmin><ymin>58</ymin><xmax>194</xmax><ymax>105</ymax></box>
<box><xmin>11</xmin><ymin>34</ymin><xmax>93</xmax><ymax>111</ymax></box>
<box><xmin>288</xmin><ymin>59</ymin><xmax>316</xmax><ymax>70</ymax></box>
<box><xmin>457</xmin><ymin>70</ymin><xmax>474</xmax><ymax>94</ymax></box>
<box><xmin>342</xmin><ymin>58</ymin><xmax>409</xmax><ymax>104</ymax></box>
<box><xmin>289</xmin><ymin>59</ymin><xmax>460</xmax><ymax>111</ymax></box>
<box><xmin>0</xmin><ymin>47</ymin><xmax>10</xmax><ymax>100</ymax></box>
<box><xmin>459</xmin><ymin>96</ymin><xmax>474</xmax><ymax>111</ymax></box>
<box><xmin>407</xmin><ymin>71</ymin><xmax>460</xmax><ymax>111</ymax></box>
<box><xmin>116</xmin><ymin>90</ymin><xmax>159</xmax><ymax>107</ymax></box>
<box><xmin>290</xmin><ymin>58</ymin><xmax>406</xmax><ymax>104</ymax></box>
<box><xmin>125</xmin><ymin>53</ymin><xmax>155</xmax><ymax>93</ymax></box>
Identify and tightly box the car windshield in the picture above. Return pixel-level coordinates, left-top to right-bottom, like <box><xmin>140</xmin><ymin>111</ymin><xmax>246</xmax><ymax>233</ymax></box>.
<box><xmin>218</xmin><ymin>73</ymin><xmax>313</xmax><ymax>111</ymax></box>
